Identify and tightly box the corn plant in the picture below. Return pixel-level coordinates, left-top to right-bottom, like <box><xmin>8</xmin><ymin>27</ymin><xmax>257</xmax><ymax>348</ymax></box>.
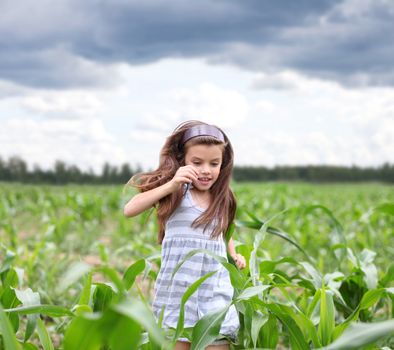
<box><xmin>0</xmin><ymin>181</ymin><xmax>393</xmax><ymax>349</ymax></box>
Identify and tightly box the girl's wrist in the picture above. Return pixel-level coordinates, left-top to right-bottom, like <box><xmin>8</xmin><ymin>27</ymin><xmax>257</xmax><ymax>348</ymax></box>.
<box><xmin>165</xmin><ymin>179</ymin><xmax>179</xmax><ymax>193</ymax></box>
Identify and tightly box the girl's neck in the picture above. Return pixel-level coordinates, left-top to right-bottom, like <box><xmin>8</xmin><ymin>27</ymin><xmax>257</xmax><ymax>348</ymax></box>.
<box><xmin>191</xmin><ymin>187</ymin><xmax>210</xmax><ymax>196</ymax></box>
<box><xmin>190</xmin><ymin>188</ymin><xmax>211</xmax><ymax>209</ymax></box>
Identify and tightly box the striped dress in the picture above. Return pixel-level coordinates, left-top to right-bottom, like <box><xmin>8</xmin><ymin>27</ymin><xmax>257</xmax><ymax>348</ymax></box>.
<box><xmin>152</xmin><ymin>186</ymin><xmax>239</xmax><ymax>339</ymax></box>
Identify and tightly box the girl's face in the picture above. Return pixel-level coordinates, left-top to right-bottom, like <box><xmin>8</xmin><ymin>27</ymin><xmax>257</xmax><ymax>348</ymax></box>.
<box><xmin>184</xmin><ymin>144</ymin><xmax>223</xmax><ymax>191</ymax></box>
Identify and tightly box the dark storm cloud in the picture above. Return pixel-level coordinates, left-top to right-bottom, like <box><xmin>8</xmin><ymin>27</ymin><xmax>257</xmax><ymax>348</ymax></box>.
<box><xmin>1</xmin><ymin>0</ymin><xmax>393</xmax><ymax>88</ymax></box>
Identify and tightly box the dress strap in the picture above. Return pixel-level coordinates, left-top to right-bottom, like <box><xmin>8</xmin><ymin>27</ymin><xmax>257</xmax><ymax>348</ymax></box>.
<box><xmin>183</xmin><ymin>183</ymin><xmax>193</xmax><ymax>197</ymax></box>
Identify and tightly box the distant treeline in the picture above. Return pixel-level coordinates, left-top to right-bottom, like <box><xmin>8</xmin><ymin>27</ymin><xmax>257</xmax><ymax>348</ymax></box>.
<box><xmin>0</xmin><ymin>155</ymin><xmax>393</xmax><ymax>184</ymax></box>
<box><xmin>232</xmin><ymin>164</ymin><xmax>393</xmax><ymax>183</ymax></box>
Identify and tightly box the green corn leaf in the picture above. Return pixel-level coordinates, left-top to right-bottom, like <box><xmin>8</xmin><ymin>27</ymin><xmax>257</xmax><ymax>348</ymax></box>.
<box><xmin>0</xmin><ymin>248</ymin><xmax>16</xmax><ymax>274</ymax></box>
<box><xmin>260</xmin><ymin>312</ymin><xmax>278</xmax><ymax>349</ymax></box>
<box><xmin>321</xmin><ymin>319</ymin><xmax>394</xmax><ymax>350</ymax></box>
<box><xmin>386</xmin><ymin>287</ymin><xmax>394</xmax><ymax>295</ymax></box>
<box><xmin>105</xmin><ymin>311</ymin><xmax>142</xmax><ymax>350</ymax></box>
<box><xmin>318</xmin><ymin>288</ymin><xmax>335</xmax><ymax>346</ymax></box>
<box><xmin>190</xmin><ymin>305</ymin><xmax>231</xmax><ymax>350</ymax></box>
<box><xmin>3</xmin><ymin>268</ymin><xmax>19</xmax><ymax>289</ymax></box>
<box><xmin>373</xmin><ymin>203</ymin><xmax>394</xmax><ymax>216</ymax></box>
<box><xmin>259</xmin><ymin>256</ymin><xmax>299</xmax><ymax>274</ymax></box>
<box><xmin>359</xmin><ymin>288</ymin><xmax>384</xmax><ymax>310</ymax></box>
<box><xmin>380</xmin><ymin>263</ymin><xmax>394</xmax><ymax>287</ymax></box>
<box><xmin>56</xmin><ymin>261</ymin><xmax>92</xmax><ymax>294</ymax></box>
<box><xmin>266</xmin><ymin>303</ymin><xmax>309</xmax><ymax>350</ymax></box>
<box><xmin>303</xmin><ymin>204</ymin><xmax>347</xmax><ymax>261</ymax></box>
<box><xmin>235</xmin><ymin>219</ymin><xmax>261</xmax><ymax>230</ymax></box>
<box><xmin>1</xmin><ymin>286</ymin><xmax>21</xmax><ymax>332</ymax></box>
<box><xmin>14</xmin><ymin>288</ymin><xmax>40</xmax><ymax>342</ymax></box>
<box><xmin>21</xmin><ymin>343</ymin><xmax>39</xmax><ymax>350</ymax></box>
<box><xmin>112</xmin><ymin>298</ymin><xmax>168</xmax><ymax>347</ymax></box>
<box><xmin>306</xmin><ymin>288</ymin><xmax>321</xmax><ymax>318</ymax></box>
<box><xmin>236</xmin><ymin>285</ymin><xmax>270</xmax><ymax>301</ymax></box>
<box><xmin>359</xmin><ymin>249</ymin><xmax>378</xmax><ymax>289</ymax></box>
<box><xmin>243</xmin><ymin>303</ymin><xmax>253</xmax><ymax>344</ymax></box>
<box><xmin>249</xmin><ymin>230</ymin><xmax>265</xmax><ymax>286</ymax></box>
<box><xmin>300</xmin><ymin>261</ymin><xmax>322</xmax><ymax>290</ymax></box>
<box><xmin>333</xmin><ymin>288</ymin><xmax>384</xmax><ymax>339</ymax></box>
<box><xmin>36</xmin><ymin>317</ymin><xmax>54</xmax><ymax>350</ymax></box>
<box><xmin>295</xmin><ymin>312</ymin><xmax>321</xmax><ymax>348</ymax></box>
<box><xmin>266</xmin><ymin>226</ymin><xmax>310</xmax><ymax>260</ymax></box>
<box><xmin>97</xmin><ymin>266</ymin><xmax>126</xmax><ymax>296</ymax></box>
<box><xmin>224</xmin><ymin>222</ymin><xmax>235</xmax><ymax>243</ymax></box>
<box><xmin>98</xmin><ymin>243</ymin><xmax>109</xmax><ymax>263</ymax></box>
<box><xmin>4</xmin><ymin>304</ymin><xmax>74</xmax><ymax>317</ymax></box>
<box><xmin>171</xmin><ymin>248</ymin><xmax>246</xmax><ymax>289</ymax></box>
<box><xmin>122</xmin><ymin>259</ymin><xmax>146</xmax><ymax>290</ymax></box>
<box><xmin>63</xmin><ymin>315</ymin><xmax>102</xmax><ymax>350</ymax></box>
<box><xmin>266</xmin><ymin>301</ymin><xmax>319</xmax><ymax>347</ymax></box>
<box><xmin>92</xmin><ymin>283</ymin><xmax>115</xmax><ymax>312</ymax></box>
<box><xmin>248</xmin><ymin>209</ymin><xmax>288</xmax><ymax>286</ymax></box>
<box><xmin>78</xmin><ymin>271</ymin><xmax>93</xmax><ymax>306</ymax></box>
<box><xmin>251</xmin><ymin>310</ymin><xmax>268</xmax><ymax>348</ymax></box>
<box><xmin>72</xmin><ymin>304</ymin><xmax>93</xmax><ymax>316</ymax></box>
<box><xmin>0</xmin><ymin>303</ymin><xmax>21</xmax><ymax>350</ymax></box>
<box><xmin>173</xmin><ymin>270</ymin><xmax>218</xmax><ymax>342</ymax></box>
<box><xmin>64</xmin><ymin>308</ymin><xmax>143</xmax><ymax>350</ymax></box>
<box><xmin>237</xmin><ymin>209</ymin><xmax>311</xmax><ymax>262</ymax></box>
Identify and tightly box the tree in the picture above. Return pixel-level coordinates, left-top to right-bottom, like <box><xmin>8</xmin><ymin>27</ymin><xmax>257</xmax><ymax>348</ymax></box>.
<box><xmin>7</xmin><ymin>156</ymin><xmax>28</xmax><ymax>182</ymax></box>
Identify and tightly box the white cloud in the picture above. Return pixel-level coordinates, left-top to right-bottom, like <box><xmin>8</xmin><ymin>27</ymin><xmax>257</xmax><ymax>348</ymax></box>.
<box><xmin>251</xmin><ymin>71</ymin><xmax>299</xmax><ymax>90</ymax></box>
<box><xmin>235</xmin><ymin>131</ymin><xmax>350</xmax><ymax>167</ymax></box>
<box><xmin>165</xmin><ymin>83</ymin><xmax>249</xmax><ymax>127</ymax></box>
<box><xmin>120</xmin><ymin>65</ymin><xmax>394</xmax><ymax>169</ymax></box>
<box><xmin>235</xmin><ymin>70</ymin><xmax>394</xmax><ymax>167</ymax></box>
<box><xmin>0</xmin><ymin>117</ymin><xmax>128</xmax><ymax>173</ymax></box>
<box><xmin>325</xmin><ymin>0</ymin><xmax>394</xmax><ymax>20</ymax></box>
<box><xmin>127</xmin><ymin>82</ymin><xmax>251</xmax><ymax>167</ymax></box>
<box><xmin>1</xmin><ymin>58</ymin><xmax>393</xmax><ymax>172</ymax></box>
<box><xmin>0</xmin><ymin>80</ymin><xmax>29</xmax><ymax>99</ymax></box>
<box><xmin>21</xmin><ymin>90</ymin><xmax>103</xmax><ymax>119</ymax></box>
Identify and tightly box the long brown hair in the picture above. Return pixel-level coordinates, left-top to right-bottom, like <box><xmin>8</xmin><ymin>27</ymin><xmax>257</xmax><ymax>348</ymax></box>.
<box><xmin>126</xmin><ymin>120</ymin><xmax>236</xmax><ymax>244</ymax></box>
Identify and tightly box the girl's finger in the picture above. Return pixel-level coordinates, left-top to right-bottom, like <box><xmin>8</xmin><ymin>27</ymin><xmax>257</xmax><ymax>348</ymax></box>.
<box><xmin>186</xmin><ymin>167</ymin><xmax>199</xmax><ymax>177</ymax></box>
<box><xmin>179</xmin><ymin>168</ymin><xmax>198</xmax><ymax>180</ymax></box>
<box><xmin>187</xmin><ymin>173</ymin><xmax>199</xmax><ymax>182</ymax></box>
<box><xmin>236</xmin><ymin>255</ymin><xmax>246</xmax><ymax>269</ymax></box>
<box><xmin>186</xmin><ymin>165</ymin><xmax>199</xmax><ymax>176</ymax></box>
<box><xmin>177</xmin><ymin>176</ymin><xmax>193</xmax><ymax>184</ymax></box>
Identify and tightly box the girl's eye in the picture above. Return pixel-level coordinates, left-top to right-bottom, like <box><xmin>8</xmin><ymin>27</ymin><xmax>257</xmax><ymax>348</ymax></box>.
<box><xmin>193</xmin><ymin>162</ymin><xmax>200</xmax><ymax>165</ymax></box>
<box><xmin>211</xmin><ymin>163</ymin><xmax>219</xmax><ymax>167</ymax></box>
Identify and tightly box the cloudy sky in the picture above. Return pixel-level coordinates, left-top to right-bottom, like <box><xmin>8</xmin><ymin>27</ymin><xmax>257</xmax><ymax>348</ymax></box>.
<box><xmin>1</xmin><ymin>0</ymin><xmax>393</xmax><ymax>173</ymax></box>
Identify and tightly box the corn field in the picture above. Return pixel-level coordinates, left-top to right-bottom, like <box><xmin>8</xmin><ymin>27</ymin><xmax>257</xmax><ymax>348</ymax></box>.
<box><xmin>0</xmin><ymin>181</ymin><xmax>393</xmax><ymax>349</ymax></box>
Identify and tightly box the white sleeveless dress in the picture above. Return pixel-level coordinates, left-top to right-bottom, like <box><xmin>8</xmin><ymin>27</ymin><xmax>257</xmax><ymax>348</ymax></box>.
<box><xmin>152</xmin><ymin>186</ymin><xmax>239</xmax><ymax>340</ymax></box>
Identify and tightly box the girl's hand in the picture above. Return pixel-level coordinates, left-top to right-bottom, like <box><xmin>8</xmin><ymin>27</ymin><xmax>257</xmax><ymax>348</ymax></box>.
<box><xmin>232</xmin><ymin>253</ymin><xmax>246</xmax><ymax>270</ymax></box>
<box><xmin>124</xmin><ymin>165</ymin><xmax>198</xmax><ymax>217</ymax></box>
<box><xmin>169</xmin><ymin>165</ymin><xmax>199</xmax><ymax>191</ymax></box>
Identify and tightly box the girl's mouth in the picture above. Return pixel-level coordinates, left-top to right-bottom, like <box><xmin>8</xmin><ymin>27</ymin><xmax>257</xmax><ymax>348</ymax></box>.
<box><xmin>198</xmin><ymin>177</ymin><xmax>211</xmax><ymax>185</ymax></box>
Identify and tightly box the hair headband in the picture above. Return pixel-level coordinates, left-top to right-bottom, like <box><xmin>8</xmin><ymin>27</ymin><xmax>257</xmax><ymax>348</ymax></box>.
<box><xmin>182</xmin><ymin>124</ymin><xmax>225</xmax><ymax>145</ymax></box>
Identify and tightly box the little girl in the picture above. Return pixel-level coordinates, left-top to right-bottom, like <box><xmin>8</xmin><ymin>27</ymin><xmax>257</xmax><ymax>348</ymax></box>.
<box><xmin>124</xmin><ymin>120</ymin><xmax>246</xmax><ymax>349</ymax></box>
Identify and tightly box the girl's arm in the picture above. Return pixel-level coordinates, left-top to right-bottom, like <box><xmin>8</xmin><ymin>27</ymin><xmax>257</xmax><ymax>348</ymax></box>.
<box><xmin>123</xmin><ymin>165</ymin><xmax>199</xmax><ymax>217</ymax></box>
<box><xmin>227</xmin><ymin>237</ymin><xmax>246</xmax><ymax>269</ymax></box>
<box><xmin>124</xmin><ymin>181</ymin><xmax>174</xmax><ymax>217</ymax></box>
<box><xmin>227</xmin><ymin>237</ymin><xmax>237</xmax><ymax>257</ymax></box>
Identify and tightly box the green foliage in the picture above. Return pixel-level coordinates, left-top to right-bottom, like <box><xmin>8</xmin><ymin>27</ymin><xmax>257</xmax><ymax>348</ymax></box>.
<box><xmin>0</xmin><ymin>182</ymin><xmax>393</xmax><ymax>349</ymax></box>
